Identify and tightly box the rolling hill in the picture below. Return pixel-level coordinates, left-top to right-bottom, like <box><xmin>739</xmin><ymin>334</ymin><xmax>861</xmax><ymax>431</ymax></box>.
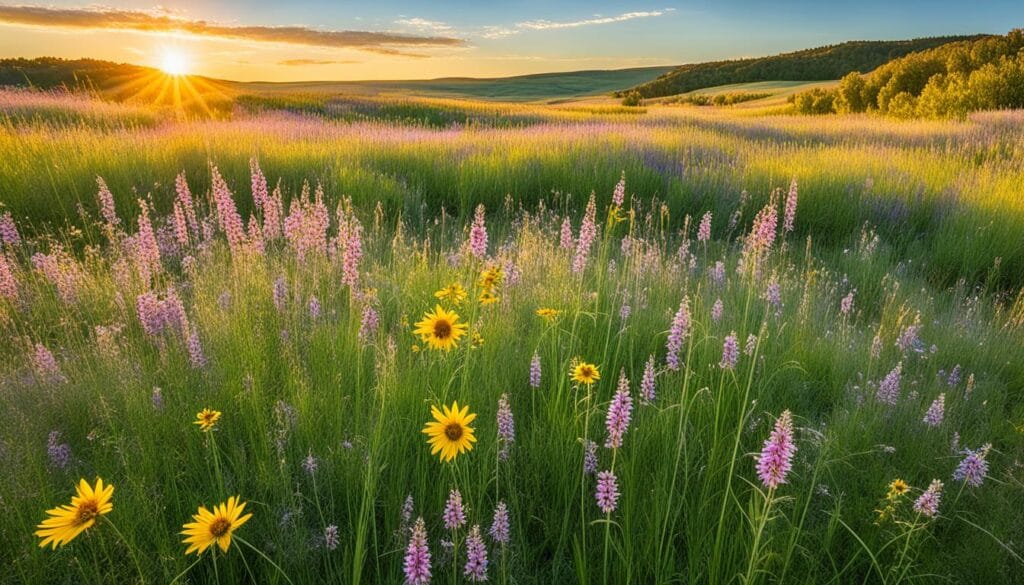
<box><xmin>0</xmin><ymin>58</ymin><xmax>673</xmax><ymax>103</ymax></box>
<box><xmin>621</xmin><ymin>35</ymin><xmax>985</xmax><ymax>99</ymax></box>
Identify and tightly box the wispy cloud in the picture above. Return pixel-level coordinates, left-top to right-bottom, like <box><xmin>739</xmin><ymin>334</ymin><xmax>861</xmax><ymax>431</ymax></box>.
<box><xmin>517</xmin><ymin>10</ymin><xmax>672</xmax><ymax>31</ymax></box>
<box><xmin>0</xmin><ymin>4</ymin><xmax>465</xmax><ymax>56</ymax></box>
<box><xmin>278</xmin><ymin>58</ymin><xmax>359</xmax><ymax>66</ymax></box>
<box><xmin>394</xmin><ymin>17</ymin><xmax>454</xmax><ymax>35</ymax></box>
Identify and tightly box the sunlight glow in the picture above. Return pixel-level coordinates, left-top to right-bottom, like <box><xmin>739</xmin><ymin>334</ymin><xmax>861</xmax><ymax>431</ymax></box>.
<box><xmin>159</xmin><ymin>49</ymin><xmax>189</xmax><ymax>76</ymax></box>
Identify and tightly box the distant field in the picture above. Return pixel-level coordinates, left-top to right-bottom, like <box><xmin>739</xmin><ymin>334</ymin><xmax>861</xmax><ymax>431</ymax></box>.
<box><xmin>649</xmin><ymin>80</ymin><xmax>840</xmax><ymax>110</ymax></box>
<box><xmin>233</xmin><ymin>66</ymin><xmax>676</xmax><ymax>102</ymax></box>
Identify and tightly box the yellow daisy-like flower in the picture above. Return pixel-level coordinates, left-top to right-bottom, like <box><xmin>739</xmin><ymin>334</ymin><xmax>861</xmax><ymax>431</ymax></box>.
<box><xmin>887</xmin><ymin>479</ymin><xmax>910</xmax><ymax>498</ymax></box>
<box><xmin>477</xmin><ymin>266</ymin><xmax>503</xmax><ymax>291</ymax></box>
<box><xmin>413</xmin><ymin>305</ymin><xmax>469</xmax><ymax>351</ymax></box>
<box><xmin>570</xmin><ymin>362</ymin><xmax>601</xmax><ymax>386</ymax></box>
<box><xmin>434</xmin><ymin>283</ymin><xmax>468</xmax><ymax>306</ymax></box>
<box><xmin>181</xmin><ymin>496</ymin><xmax>253</xmax><ymax>556</ymax></box>
<box><xmin>36</xmin><ymin>478</ymin><xmax>114</xmax><ymax>549</ymax></box>
<box><xmin>536</xmin><ymin>308</ymin><xmax>561</xmax><ymax>322</ymax></box>
<box><xmin>422</xmin><ymin>401</ymin><xmax>477</xmax><ymax>462</ymax></box>
<box><xmin>194</xmin><ymin>408</ymin><xmax>222</xmax><ymax>432</ymax></box>
<box><xmin>471</xmin><ymin>332</ymin><xmax>485</xmax><ymax>348</ymax></box>
<box><xmin>478</xmin><ymin>290</ymin><xmax>499</xmax><ymax>305</ymax></box>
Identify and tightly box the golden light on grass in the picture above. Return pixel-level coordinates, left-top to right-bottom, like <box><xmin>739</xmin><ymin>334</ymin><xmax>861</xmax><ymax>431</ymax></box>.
<box><xmin>36</xmin><ymin>478</ymin><xmax>114</xmax><ymax>549</ymax></box>
<box><xmin>423</xmin><ymin>401</ymin><xmax>477</xmax><ymax>462</ymax></box>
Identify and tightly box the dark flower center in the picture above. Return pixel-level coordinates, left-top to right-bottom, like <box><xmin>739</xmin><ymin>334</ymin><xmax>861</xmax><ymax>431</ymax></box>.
<box><xmin>74</xmin><ymin>500</ymin><xmax>99</xmax><ymax>524</ymax></box>
<box><xmin>209</xmin><ymin>517</ymin><xmax>232</xmax><ymax>538</ymax></box>
<box><xmin>580</xmin><ymin>367</ymin><xmax>593</xmax><ymax>378</ymax></box>
<box><xmin>434</xmin><ymin>319</ymin><xmax>452</xmax><ymax>339</ymax></box>
<box><xmin>444</xmin><ymin>422</ymin><xmax>464</xmax><ymax>441</ymax></box>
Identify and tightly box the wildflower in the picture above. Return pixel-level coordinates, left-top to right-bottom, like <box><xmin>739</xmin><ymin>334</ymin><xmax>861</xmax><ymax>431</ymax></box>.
<box><xmin>187</xmin><ymin>330</ymin><xmax>207</xmax><ymax>369</ymax></box>
<box><xmin>619</xmin><ymin>303</ymin><xmax>631</xmax><ymax>322</ymax></box>
<box><xmin>96</xmin><ymin>177</ymin><xmax>120</xmax><ymax>230</ymax></box>
<box><xmin>583</xmin><ymin>440</ymin><xmax>598</xmax><ymax>475</ymax></box>
<box><xmin>605</xmin><ymin>371</ymin><xmax>633</xmax><ymax>449</ymax></box>
<box><xmin>32</xmin><ymin>343</ymin><xmax>65</xmax><ymax>384</ymax></box>
<box><xmin>210</xmin><ymin>166</ymin><xmax>248</xmax><ymax>257</ymax></box>
<box><xmin>434</xmin><ymin>283</ymin><xmax>467</xmax><ymax>306</ymax></box>
<box><xmin>711</xmin><ymin>298</ymin><xmax>723</xmax><ymax>322</ymax></box>
<box><xmin>744</xmin><ymin>334</ymin><xmax>758</xmax><ymax>356</ymax></box>
<box><xmin>359</xmin><ymin>305</ymin><xmax>379</xmax><ymax>341</ymax></box>
<box><xmin>496</xmin><ymin>393</ymin><xmax>516</xmax><ymax>460</ymax></box>
<box><xmin>35</xmin><ymin>478</ymin><xmax>114</xmax><ymax>549</ymax></box>
<box><xmin>0</xmin><ymin>211</ymin><xmax>20</xmax><ymax>246</ymax></box>
<box><xmin>876</xmin><ymin>478</ymin><xmax>910</xmax><ymax>523</ymax></box>
<box><xmin>665</xmin><ymin>296</ymin><xmax>691</xmax><ymax>371</ymax></box>
<box><xmin>47</xmin><ymin>431</ymin><xmax>72</xmax><ymax>470</ymax></box>
<box><xmin>194</xmin><ymin>408</ymin><xmax>222</xmax><ymax>432</ymax></box>
<box><xmin>953</xmin><ymin>444</ymin><xmax>991</xmax><ymax>487</ymax></box>
<box><xmin>0</xmin><ymin>252</ymin><xmax>18</xmax><ymax>302</ymax></box>
<box><xmin>639</xmin><ymin>355</ymin><xmax>656</xmax><ymax>404</ymax></box>
<box><xmin>612</xmin><ymin>172</ymin><xmax>626</xmax><ymax>208</ymax></box>
<box><xmin>783</xmin><ymin>178</ymin><xmax>798</xmax><ymax>233</ymax></box>
<box><xmin>181</xmin><ymin>496</ymin><xmax>253</xmax><ymax>555</ymax></box>
<box><xmin>309</xmin><ymin>296</ymin><xmax>321</xmax><ymax>320</ymax></box>
<box><xmin>913</xmin><ymin>480</ymin><xmax>943</xmax><ymax>518</ymax></box>
<box><xmin>401</xmin><ymin>495</ymin><xmax>415</xmax><ymax>529</ymax></box>
<box><xmin>870</xmin><ymin>334</ymin><xmax>883</xmax><ymax>359</ymax></box>
<box><xmin>340</xmin><ymin>214</ymin><xmax>363</xmax><ymax>288</ymax></box>
<box><xmin>840</xmin><ymin>290</ymin><xmax>855</xmax><ymax>316</ymax></box>
<box><xmin>896</xmin><ymin>324</ymin><xmax>921</xmax><ymax>353</ymax></box>
<box><xmin>570</xmin><ymin>361</ymin><xmax>600</xmax><ymax>386</ymax></box>
<box><xmin>323</xmin><ymin>524</ymin><xmax>340</xmax><ymax>550</ymax></box>
<box><xmin>697</xmin><ymin>211</ymin><xmax>712</xmax><ymax>242</ymax></box>
<box><xmin>478</xmin><ymin>290</ymin><xmax>499</xmax><ymax>305</ymax></box>
<box><xmin>947</xmin><ymin>365</ymin><xmax>961</xmax><ymax>387</ymax></box>
<box><xmin>464</xmin><ymin>525</ymin><xmax>489</xmax><ymax>582</ymax></box>
<box><xmin>923</xmin><ymin>394</ymin><xmax>945</xmax><ymax>427</ymax></box>
<box><xmin>489</xmin><ymin>501</ymin><xmax>510</xmax><ymax>544</ymax></box>
<box><xmin>423</xmin><ymin>402</ymin><xmax>477</xmax><ymax>462</ymax></box>
<box><xmin>764</xmin><ymin>277</ymin><xmax>782</xmax><ymax>313</ymax></box>
<box><xmin>755</xmin><ymin>410</ymin><xmax>796</xmax><ymax>489</ymax></box>
<box><xmin>443</xmin><ymin>489</ymin><xmax>466</xmax><ymax>530</ymax></box>
<box><xmin>135</xmin><ymin>199</ymin><xmax>162</xmax><ymax>283</ymax></box>
<box><xmin>469</xmin><ymin>204</ymin><xmax>488</xmax><ymax>258</ymax></box>
<box><xmin>710</xmin><ymin>261</ymin><xmax>725</xmax><ymax>285</ymax></box>
<box><xmin>529</xmin><ymin>352</ymin><xmax>542</xmax><ymax>388</ymax></box>
<box><xmin>174</xmin><ymin>172</ymin><xmax>199</xmax><ymax>240</ymax></box>
<box><xmin>303</xmin><ymin>452</ymin><xmax>319</xmax><ymax>475</ymax></box>
<box><xmin>595</xmin><ymin>470</ymin><xmax>620</xmax><ymax>514</ymax></box>
<box><xmin>559</xmin><ymin>217</ymin><xmax>574</xmax><ymax>249</ymax></box>
<box><xmin>151</xmin><ymin>387</ymin><xmax>164</xmax><ymax>410</ymax></box>
<box><xmin>572</xmin><ymin>192</ymin><xmax>598</xmax><ymax>274</ymax></box>
<box><xmin>404</xmin><ymin>517</ymin><xmax>432</xmax><ymax>585</ymax></box>
<box><xmin>413</xmin><ymin>305</ymin><xmax>469</xmax><ymax>352</ymax></box>
<box><xmin>876</xmin><ymin>363</ymin><xmax>902</xmax><ymax>405</ymax></box>
<box><xmin>720</xmin><ymin>332</ymin><xmax>739</xmax><ymax>370</ymax></box>
<box><xmin>536</xmin><ymin>307</ymin><xmax>561</xmax><ymax>322</ymax></box>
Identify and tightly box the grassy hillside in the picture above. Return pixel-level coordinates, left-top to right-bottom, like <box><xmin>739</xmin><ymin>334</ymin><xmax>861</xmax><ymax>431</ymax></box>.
<box><xmin>0</xmin><ymin>58</ymin><xmax>673</xmax><ymax>103</ymax></box>
<box><xmin>234</xmin><ymin>66</ymin><xmax>675</xmax><ymax>102</ymax></box>
<box><xmin>623</xmin><ymin>36</ymin><xmax>983</xmax><ymax>99</ymax></box>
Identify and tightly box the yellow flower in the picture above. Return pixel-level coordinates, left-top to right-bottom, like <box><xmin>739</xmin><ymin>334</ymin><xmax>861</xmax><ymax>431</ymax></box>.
<box><xmin>471</xmin><ymin>332</ymin><xmax>485</xmax><ymax>348</ymax></box>
<box><xmin>477</xmin><ymin>266</ymin><xmax>503</xmax><ymax>291</ymax></box>
<box><xmin>194</xmin><ymin>408</ymin><xmax>222</xmax><ymax>432</ymax></box>
<box><xmin>413</xmin><ymin>305</ymin><xmax>469</xmax><ymax>351</ymax></box>
<box><xmin>570</xmin><ymin>362</ymin><xmax>601</xmax><ymax>385</ymax></box>
<box><xmin>887</xmin><ymin>479</ymin><xmax>910</xmax><ymax>498</ymax></box>
<box><xmin>422</xmin><ymin>401</ymin><xmax>477</xmax><ymax>462</ymax></box>
<box><xmin>36</xmin><ymin>478</ymin><xmax>114</xmax><ymax>549</ymax></box>
<box><xmin>478</xmin><ymin>290</ymin><xmax>499</xmax><ymax>305</ymax></box>
<box><xmin>536</xmin><ymin>308</ymin><xmax>561</xmax><ymax>322</ymax></box>
<box><xmin>181</xmin><ymin>496</ymin><xmax>253</xmax><ymax>556</ymax></box>
<box><xmin>434</xmin><ymin>283</ymin><xmax>468</xmax><ymax>306</ymax></box>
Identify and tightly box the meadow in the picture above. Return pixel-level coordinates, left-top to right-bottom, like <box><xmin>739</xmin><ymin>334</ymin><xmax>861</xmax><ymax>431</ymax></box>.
<box><xmin>1</xmin><ymin>88</ymin><xmax>1023</xmax><ymax>584</ymax></box>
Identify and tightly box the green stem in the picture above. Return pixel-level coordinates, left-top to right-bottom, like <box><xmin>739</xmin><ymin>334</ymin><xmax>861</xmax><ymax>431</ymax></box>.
<box><xmin>236</xmin><ymin>535</ymin><xmax>296</xmax><ymax>585</ymax></box>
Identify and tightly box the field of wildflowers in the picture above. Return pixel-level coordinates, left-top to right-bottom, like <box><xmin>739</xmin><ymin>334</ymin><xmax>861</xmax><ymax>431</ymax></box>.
<box><xmin>1</xmin><ymin>89</ymin><xmax>1023</xmax><ymax>584</ymax></box>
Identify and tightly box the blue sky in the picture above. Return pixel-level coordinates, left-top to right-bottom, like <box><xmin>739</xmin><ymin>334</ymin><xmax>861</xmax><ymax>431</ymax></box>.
<box><xmin>0</xmin><ymin>1</ymin><xmax>1021</xmax><ymax>80</ymax></box>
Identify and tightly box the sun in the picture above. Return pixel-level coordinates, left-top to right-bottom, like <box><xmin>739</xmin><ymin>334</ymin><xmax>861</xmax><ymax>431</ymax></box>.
<box><xmin>159</xmin><ymin>49</ymin><xmax>190</xmax><ymax>76</ymax></box>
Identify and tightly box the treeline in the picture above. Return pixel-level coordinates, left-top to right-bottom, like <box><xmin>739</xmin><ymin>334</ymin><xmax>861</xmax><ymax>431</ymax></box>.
<box><xmin>664</xmin><ymin>91</ymin><xmax>772</xmax><ymax>106</ymax></box>
<box><xmin>619</xmin><ymin>36</ymin><xmax>977</xmax><ymax>99</ymax></box>
<box><xmin>791</xmin><ymin>30</ymin><xmax>1024</xmax><ymax>118</ymax></box>
<box><xmin>0</xmin><ymin>58</ymin><xmax>147</xmax><ymax>90</ymax></box>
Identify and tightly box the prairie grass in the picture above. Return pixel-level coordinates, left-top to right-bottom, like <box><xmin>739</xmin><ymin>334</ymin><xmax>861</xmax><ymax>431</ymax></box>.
<box><xmin>0</xmin><ymin>90</ymin><xmax>1022</xmax><ymax>584</ymax></box>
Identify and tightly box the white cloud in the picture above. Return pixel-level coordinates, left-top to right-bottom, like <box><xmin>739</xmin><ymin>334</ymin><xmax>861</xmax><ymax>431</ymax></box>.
<box><xmin>516</xmin><ymin>10</ymin><xmax>672</xmax><ymax>32</ymax></box>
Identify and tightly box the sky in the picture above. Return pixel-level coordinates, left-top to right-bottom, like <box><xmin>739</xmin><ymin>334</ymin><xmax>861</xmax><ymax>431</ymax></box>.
<box><xmin>0</xmin><ymin>1</ymin><xmax>1021</xmax><ymax>82</ymax></box>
